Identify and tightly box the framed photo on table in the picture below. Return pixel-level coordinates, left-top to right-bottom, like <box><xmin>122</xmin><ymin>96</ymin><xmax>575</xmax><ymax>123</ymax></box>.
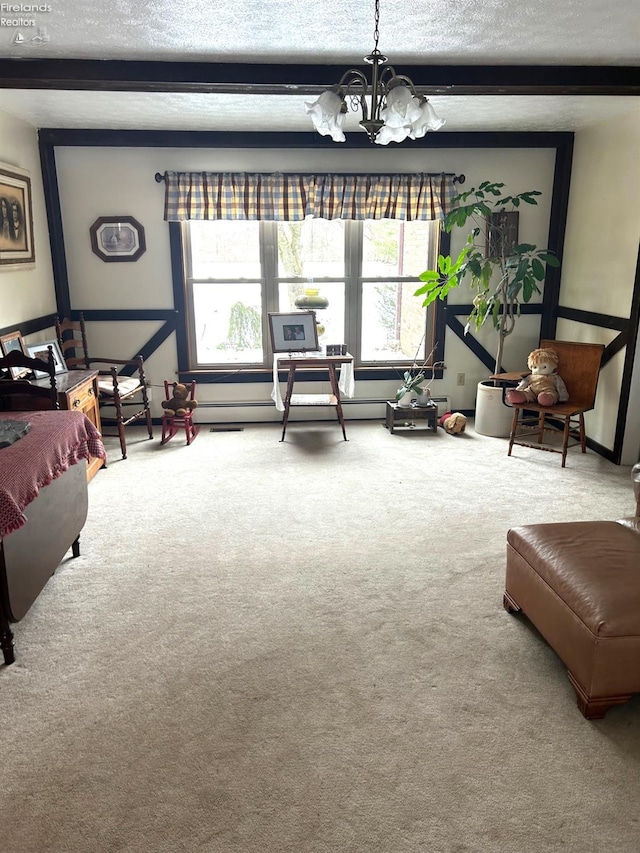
<box><xmin>0</xmin><ymin>330</ymin><xmax>29</xmax><ymax>378</ymax></box>
<box><xmin>0</xmin><ymin>163</ymin><xmax>35</xmax><ymax>268</ymax></box>
<box><xmin>269</xmin><ymin>311</ymin><xmax>319</xmax><ymax>353</ymax></box>
<box><xmin>26</xmin><ymin>340</ymin><xmax>68</xmax><ymax>377</ymax></box>
<box><xmin>90</xmin><ymin>215</ymin><xmax>146</xmax><ymax>262</ymax></box>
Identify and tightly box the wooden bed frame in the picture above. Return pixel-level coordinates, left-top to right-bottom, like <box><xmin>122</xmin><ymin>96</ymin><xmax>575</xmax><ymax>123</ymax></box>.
<box><xmin>0</xmin><ymin>459</ymin><xmax>89</xmax><ymax>664</ymax></box>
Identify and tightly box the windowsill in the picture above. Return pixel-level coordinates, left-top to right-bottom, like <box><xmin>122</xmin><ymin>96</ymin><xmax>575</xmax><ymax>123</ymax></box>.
<box><xmin>178</xmin><ymin>366</ymin><xmax>445</xmax><ymax>383</ymax></box>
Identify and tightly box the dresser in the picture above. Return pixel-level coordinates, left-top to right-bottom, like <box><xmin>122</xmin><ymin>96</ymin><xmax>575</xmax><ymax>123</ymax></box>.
<box><xmin>33</xmin><ymin>369</ymin><xmax>105</xmax><ymax>480</ymax></box>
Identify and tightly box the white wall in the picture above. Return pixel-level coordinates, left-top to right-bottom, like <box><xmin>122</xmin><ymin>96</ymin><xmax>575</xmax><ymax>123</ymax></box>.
<box><xmin>54</xmin><ymin>144</ymin><xmax>556</xmax><ymax>419</ymax></box>
<box><xmin>557</xmin><ymin>106</ymin><xmax>640</xmax><ymax>462</ymax></box>
<box><xmin>0</xmin><ymin>109</ymin><xmax>55</xmax><ymax>327</ymax></box>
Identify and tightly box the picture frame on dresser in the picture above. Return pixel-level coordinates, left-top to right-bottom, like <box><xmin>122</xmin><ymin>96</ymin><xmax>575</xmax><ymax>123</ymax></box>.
<box><xmin>0</xmin><ymin>330</ymin><xmax>29</xmax><ymax>378</ymax></box>
<box><xmin>0</xmin><ymin>163</ymin><xmax>35</xmax><ymax>268</ymax></box>
<box><xmin>26</xmin><ymin>340</ymin><xmax>68</xmax><ymax>377</ymax></box>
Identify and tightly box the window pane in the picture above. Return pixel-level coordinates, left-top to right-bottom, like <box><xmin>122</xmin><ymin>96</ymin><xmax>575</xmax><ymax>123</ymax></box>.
<box><xmin>278</xmin><ymin>282</ymin><xmax>346</xmax><ymax>347</ymax></box>
<box><xmin>362</xmin><ymin>220</ymin><xmax>432</xmax><ymax>277</ymax></box>
<box><xmin>277</xmin><ymin>219</ymin><xmax>345</xmax><ymax>278</ymax></box>
<box><xmin>193</xmin><ymin>282</ymin><xmax>263</xmax><ymax>364</ymax></box>
<box><xmin>185</xmin><ymin>216</ymin><xmax>437</xmax><ymax>370</ymax></box>
<box><xmin>361</xmin><ymin>281</ymin><xmax>427</xmax><ymax>362</ymax></box>
<box><xmin>190</xmin><ymin>221</ymin><xmax>261</xmax><ymax>279</ymax></box>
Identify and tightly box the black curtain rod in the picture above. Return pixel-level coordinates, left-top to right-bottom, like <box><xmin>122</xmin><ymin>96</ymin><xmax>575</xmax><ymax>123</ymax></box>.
<box><xmin>155</xmin><ymin>171</ymin><xmax>465</xmax><ymax>184</ymax></box>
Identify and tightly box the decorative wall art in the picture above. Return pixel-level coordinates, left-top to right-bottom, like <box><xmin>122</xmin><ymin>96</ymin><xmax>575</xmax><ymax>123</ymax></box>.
<box><xmin>26</xmin><ymin>340</ymin><xmax>68</xmax><ymax>377</ymax></box>
<box><xmin>487</xmin><ymin>211</ymin><xmax>519</xmax><ymax>259</ymax></box>
<box><xmin>268</xmin><ymin>311</ymin><xmax>320</xmax><ymax>353</ymax></box>
<box><xmin>0</xmin><ymin>330</ymin><xmax>29</xmax><ymax>378</ymax></box>
<box><xmin>0</xmin><ymin>163</ymin><xmax>35</xmax><ymax>268</ymax></box>
<box><xmin>90</xmin><ymin>215</ymin><xmax>146</xmax><ymax>262</ymax></box>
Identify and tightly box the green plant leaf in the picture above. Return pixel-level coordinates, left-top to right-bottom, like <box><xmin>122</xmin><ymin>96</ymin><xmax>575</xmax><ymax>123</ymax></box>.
<box><xmin>417</xmin><ymin>269</ymin><xmax>440</xmax><ymax>283</ymax></box>
<box><xmin>531</xmin><ymin>257</ymin><xmax>545</xmax><ymax>280</ymax></box>
<box><xmin>520</xmin><ymin>191</ymin><xmax>541</xmax><ymax>204</ymax></box>
<box><xmin>522</xmin><ymin>277</ymin><xmax>535</xmax><ymax>301</ymax></box>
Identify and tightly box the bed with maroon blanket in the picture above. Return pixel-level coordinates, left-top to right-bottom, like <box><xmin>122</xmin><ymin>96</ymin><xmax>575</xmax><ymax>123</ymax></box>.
<box><xmin>0</xmin><ymin>410</ymin><xmax>106</xmax><ymax>664</ymax></box>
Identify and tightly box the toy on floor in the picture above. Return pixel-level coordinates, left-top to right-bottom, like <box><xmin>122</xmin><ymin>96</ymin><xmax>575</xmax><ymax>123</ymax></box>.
<box><xmin>161</xmin><ymin>383</ymin><xmax>198</xmax><ymax>417</ymax></box>
<box><xmin>439</xmin><ymin>412</ymin><xmax>467</xmax><ymax>434</ymax></box>
<box><xmin>505</xmin><ymin>347</ymin><xmax>569</xmax><ymax>407</ymax></box>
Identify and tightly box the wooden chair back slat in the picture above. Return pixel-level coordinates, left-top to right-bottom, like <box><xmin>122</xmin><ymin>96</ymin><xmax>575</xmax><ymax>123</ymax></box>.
<box><xmin>539</xmin><ymin>339</ymin><xmax>604</xmax><ymax>410</ymax></box>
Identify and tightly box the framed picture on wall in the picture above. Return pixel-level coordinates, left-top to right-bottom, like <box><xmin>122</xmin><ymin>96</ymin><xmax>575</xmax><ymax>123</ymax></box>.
<box><xmin>0</xmin><ymin>330</ymin><xmax>29</xmax><ymax>378</ymax></box>
<box><xmin>486</xmin><ymin>211</ymin><xmax>519</xmax><ymax>259</ymax></box>
<box><xmin>26</xmin><ymin>340</ymin><xmax>68</xmax><ymax>377</ymax></box>
<box><xmin>90</xmin><ymin>215</ymin><xmax>146</xmax><ymax>262</ymax></box>
<box><xmin>0</xmin><ymin>163</ymin><xmax>35</xmax><ymax>268</ymax></box>
<box><xmin>268</xmin><ymin>311</ymin><xmax>320</xmax><ymax>353</ymax></box>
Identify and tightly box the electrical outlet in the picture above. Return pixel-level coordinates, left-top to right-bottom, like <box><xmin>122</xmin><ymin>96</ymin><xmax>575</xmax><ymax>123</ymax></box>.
<box><xmin>456</xmin><ymin>372</ymin><xmax>465</xmax><ymax>386</ymax></box>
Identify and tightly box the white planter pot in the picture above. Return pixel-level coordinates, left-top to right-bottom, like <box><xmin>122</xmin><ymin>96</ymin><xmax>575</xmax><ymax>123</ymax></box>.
<box><xmin>396</xmin><ymin>391</ymin><xmax>414</xmax><ymax>408</ymax></box>
<box><xmin>474</xmin><ymin>380</ymin><xmax>514</xmax><ymax>437</ymax></box>
<box><xmin>415</xmin><ymin>390</ymin><xmax>433</xmax><ymax>408</ymax></box>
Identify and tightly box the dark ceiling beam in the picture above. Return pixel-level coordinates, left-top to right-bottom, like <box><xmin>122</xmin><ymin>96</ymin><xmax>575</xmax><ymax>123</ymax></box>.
<box><xmin>0</xmin><ymin>59</ymin><xmax>639</xmax><ymax>95</ymax></box>
<box><xmin>38</xmin><ymin>128</ymin><xmax>574</xmax><ymax>149</ymax></box>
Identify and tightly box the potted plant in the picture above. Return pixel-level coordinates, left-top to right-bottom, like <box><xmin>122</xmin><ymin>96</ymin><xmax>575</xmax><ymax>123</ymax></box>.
<box><xmin>395</xmin><ymin>345</ymin><xmax>441</xmax><ymax>408</ymax></box>
<box><xmin>414</xmin><ymin>180</ymin><xmax>560</xmax><ymax>433</ymax></box>
<box><xmin>395</xmin><ymin>369</ymin><xmax>430</xmax><ymax>407</ymax></box>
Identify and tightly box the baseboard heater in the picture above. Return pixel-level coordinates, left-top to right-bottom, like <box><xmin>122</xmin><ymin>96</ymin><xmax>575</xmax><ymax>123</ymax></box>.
<box><xmin>197</xmin><ymin>396</ymin><xmax>452</xmax><ymax>410</ymax></box>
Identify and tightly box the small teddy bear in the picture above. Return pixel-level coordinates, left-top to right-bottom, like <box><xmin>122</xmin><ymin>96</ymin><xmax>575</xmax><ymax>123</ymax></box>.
<box><xmin>161</xmin><ymin>383</ymin><xmax>198</xmax><ymax>417</ymax></box>
<box><xmin>505</xmin><ymin>347</ymin><xmax>569</xmax><ymax>407</ymax></box>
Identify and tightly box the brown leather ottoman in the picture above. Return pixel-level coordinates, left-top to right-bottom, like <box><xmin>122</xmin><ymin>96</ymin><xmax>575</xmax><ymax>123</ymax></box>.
<box><xmin>504</xmin><ymin>518</ymin><xmax>640</xmax><ymax>719</ymax></box>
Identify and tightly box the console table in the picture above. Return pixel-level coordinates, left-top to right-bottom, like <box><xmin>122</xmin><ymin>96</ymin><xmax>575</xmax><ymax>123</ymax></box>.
<box><xmin>272</xmin><ymin>352</ymin><xmax>354</xmax><ymax>441</ymax></box>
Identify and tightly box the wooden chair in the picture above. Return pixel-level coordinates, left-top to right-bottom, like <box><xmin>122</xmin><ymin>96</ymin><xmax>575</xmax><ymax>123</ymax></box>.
<box><xmin>0</xmin><ymin>348</ymin><xmax>59</xmax><ymax>410</ymax></box>
<box><xmin>507</xmin><ymin>339</ymin><xmax>605</xmax><ymax>467</ymax></box>
<box><xmin>160</xmin><ymin>380</ymin><xmax>199</xmax><ymax>446</ymax></box>
<box><xmin>55</xmin><ymin>313</ymin><xmax>152</xmax><ymax>459</ymax></box>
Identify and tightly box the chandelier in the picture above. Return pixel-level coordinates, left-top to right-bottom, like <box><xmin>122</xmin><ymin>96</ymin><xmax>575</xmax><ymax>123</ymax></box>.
<box><xmin>305</xmin><ymin>0</ymin><xmax>445</xmax><ymax>145</ymax></box>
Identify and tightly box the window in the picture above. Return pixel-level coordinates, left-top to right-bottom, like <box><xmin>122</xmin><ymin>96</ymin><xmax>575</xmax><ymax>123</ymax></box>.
<box><xmin>183</xmin><ymin>217</ymin><xmax>439</xmax><ymax>371</ymax></box>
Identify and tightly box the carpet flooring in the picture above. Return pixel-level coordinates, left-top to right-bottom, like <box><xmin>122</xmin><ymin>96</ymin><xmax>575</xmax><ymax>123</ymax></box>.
<box><xmin>1</xmin><ymin>419</ymin><xmax>638</xmax><ymax>853</ymax></box>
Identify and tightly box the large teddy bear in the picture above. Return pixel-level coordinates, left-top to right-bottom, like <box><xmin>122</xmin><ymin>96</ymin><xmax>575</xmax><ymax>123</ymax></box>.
<box><xmin>505</xmin><ymin>347</ymin><xmax>569</xmax><ymax>407</ymax></box>
<box><xmin>161</xmin><ymin>383</ymin><xmax>198</xmax><ymax>417</ymax></box>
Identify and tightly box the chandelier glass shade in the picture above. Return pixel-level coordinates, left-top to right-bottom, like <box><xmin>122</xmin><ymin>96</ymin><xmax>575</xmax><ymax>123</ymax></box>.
<box><xmin>305</xmin><ymin>1</ymin><xmax>444</xmax><ymax>145</ymax></box>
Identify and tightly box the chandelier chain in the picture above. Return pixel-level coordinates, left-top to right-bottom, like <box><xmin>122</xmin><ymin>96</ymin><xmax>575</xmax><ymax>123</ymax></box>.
<box><xmin>373</xmin><ymin>0</ymin><xmax>380</xmax><ymax>53</ymax></box>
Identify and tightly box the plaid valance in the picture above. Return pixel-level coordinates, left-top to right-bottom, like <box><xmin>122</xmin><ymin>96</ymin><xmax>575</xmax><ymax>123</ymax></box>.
<box><xmin>162</xmin><ymin>171</ymin><xmax>456</xmax><ymax>222</ymax></box>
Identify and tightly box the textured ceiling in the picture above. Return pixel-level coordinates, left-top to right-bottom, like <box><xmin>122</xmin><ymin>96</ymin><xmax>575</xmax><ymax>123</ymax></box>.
<box><xmin>1</xmin><ymin>0</ymin><xmax>638</xmax><ymax>65</ymax></box>
<box><xmin>0</xmin><ymin>0</ymin><xmax>637</xmax><ymax>133</ymax></box>
<box><xmin>0</xmin><ymin>91</ymin><xmax>636</xmax><ymax>134</ymax></box>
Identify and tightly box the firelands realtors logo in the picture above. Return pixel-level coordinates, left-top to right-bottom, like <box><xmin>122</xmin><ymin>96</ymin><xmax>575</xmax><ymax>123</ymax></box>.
<box><xmin>2</xmin><ymin>3</ymin><xmax>51</xmax><ymax>45</ymax></box>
